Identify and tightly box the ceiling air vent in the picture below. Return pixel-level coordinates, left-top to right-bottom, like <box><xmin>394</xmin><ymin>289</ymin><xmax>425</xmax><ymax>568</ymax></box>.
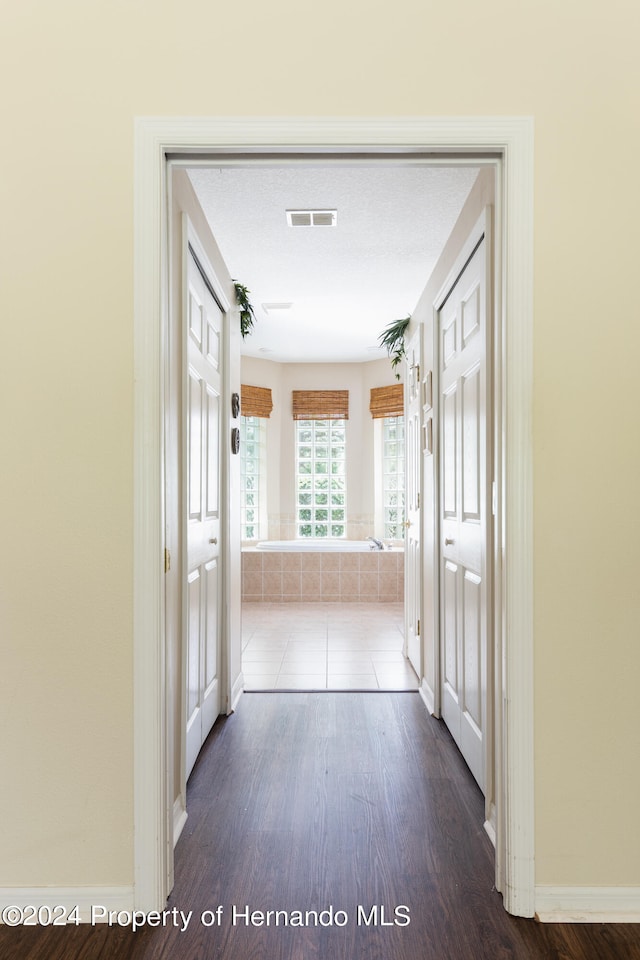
<box><xmin>262</xmin><ymin>302</ymin><xmax>293</xmax><ymax>315</ymax></box>
<box><xmin>286</xmin><ymin>209</ymin><xmax>337</xmax><ymax>227</ymax></box>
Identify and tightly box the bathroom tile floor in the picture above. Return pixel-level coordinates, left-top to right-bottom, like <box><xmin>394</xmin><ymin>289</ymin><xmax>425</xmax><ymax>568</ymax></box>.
<box><xmin>241</xmin><ymin>601</ymin><xmax>419</xmax><ymax>691</ymax></box>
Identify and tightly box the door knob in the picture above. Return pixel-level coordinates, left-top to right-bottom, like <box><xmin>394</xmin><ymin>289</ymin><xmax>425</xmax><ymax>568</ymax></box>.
<box><xmin>445</xmin><ymin>538</ymin><xmax>454</xmax><ymax>545</ymax></box>
<box><xmin>209</xmin><ymin>538</ymin><xmax>218</xmax><ymax>545</ymax></box>
<box><xmin>404</xmin><ymin>520</ymin><xmax>412</xmax><ymax>528</ymax></box>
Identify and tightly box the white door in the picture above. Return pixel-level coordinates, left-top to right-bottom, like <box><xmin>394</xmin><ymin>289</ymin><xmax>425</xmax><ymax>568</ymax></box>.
<box><xmin>404</xmin><ymin>327</ymin><xmax>422</xmax><ymax>676</ymax></box>
<box><xmin>439</xmin><ymin>232</ymin><xmax>490</xmax><ymax>792</ymax></box>
<box><xmin>185</xmin><ymin>245</ymin><xmax>222</xmax><ymax>779</ymax></box>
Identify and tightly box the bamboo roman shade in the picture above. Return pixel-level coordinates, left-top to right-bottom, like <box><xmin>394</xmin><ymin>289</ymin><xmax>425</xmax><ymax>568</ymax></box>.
<box><xmin>291</xmin><ymin>390</ymin><xmax>349</xmax><ymax>420</ymax></box>
<box><xmin>241</xmin><ymin>384</ymin><xmax>273</xmax><ymax>418</ymax></box>
<box><xmin>369</xmin><ymin>383</ymin><xmax>404</xmax><ymax>419</ymax></box>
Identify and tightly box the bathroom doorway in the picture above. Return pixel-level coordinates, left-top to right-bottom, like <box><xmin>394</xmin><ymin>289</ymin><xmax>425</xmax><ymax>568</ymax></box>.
<box><xmin>183</xmin><ymin>160</ymin><xmax>478</xmax><ymax>692</ymax></box>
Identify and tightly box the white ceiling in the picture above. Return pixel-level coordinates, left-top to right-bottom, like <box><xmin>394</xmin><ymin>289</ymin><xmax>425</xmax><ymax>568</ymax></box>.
<box><xmin>187</xmin><ymin>163</ymin><xmax>480</xmax><ymax>363</ymax></box>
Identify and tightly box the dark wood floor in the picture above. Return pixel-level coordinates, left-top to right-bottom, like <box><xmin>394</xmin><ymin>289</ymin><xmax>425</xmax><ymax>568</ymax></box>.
<box><xmin>3</xmin><ymin>692</ymin><xmax>640</xmax><ymax>959</ymax></box>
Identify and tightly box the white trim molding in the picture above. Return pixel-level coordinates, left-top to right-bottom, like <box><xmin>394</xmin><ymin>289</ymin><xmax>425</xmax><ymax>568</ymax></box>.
<box><xmin>230</xmin><ymin>672</ymin><xmax>244</xmax><ymax>714</ymax></box>
<box><xmin>0</xmin><ymin>887</ymin><xmax>134</xmax><ymax>924</ymax></box>
<box><xmin>419</xmin><ymin>678</ymin><xmax>436</xmax><ymax>715</ymax></box>
<box><xmin>133</xmin><ymin>117</ymin><xmax>170</xmax><ymax>913</ymax></box>
<box><xmin>133</xmin><ymin>115</ymin><xmax>534</xmax><ymax>916</ymax></box>
<box><xmin>173</xmin><ymin>796</ymin><xmax>188</xmax><ymax>848</ymax></box>
<box><xmin>535</xmin><ymin>886</ymin><xmax>640</xmax><ymax>923</ymax></box>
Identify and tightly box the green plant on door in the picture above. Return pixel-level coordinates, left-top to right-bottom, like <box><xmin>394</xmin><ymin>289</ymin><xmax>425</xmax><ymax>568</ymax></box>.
<box><xmin>378</xmin><ymin>315</ymin><xmax>411</xmax><ymax>380</ymax></box>
<box><xmin>233</xmin><ymin>280</ymin><xmax>257</xmax><ymax>338</ymax></box>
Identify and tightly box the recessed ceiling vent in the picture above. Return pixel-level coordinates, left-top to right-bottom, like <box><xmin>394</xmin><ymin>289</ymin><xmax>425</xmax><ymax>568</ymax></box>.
<box><xmin>262</xmin><ymin>302</ymin><xmax>293</xmax><ymax>314</ymax></box>
<box><xmin>286</xmin><ymin>209</ymin><xmax>337</xmax><ymax>227</ymax></box>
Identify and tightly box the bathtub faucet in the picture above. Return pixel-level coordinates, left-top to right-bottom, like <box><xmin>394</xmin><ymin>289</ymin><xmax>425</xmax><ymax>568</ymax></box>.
<box><xmin>366</xmin><ymin>537</ymin><xmax>385</xmax><ymax>550</ymax></box>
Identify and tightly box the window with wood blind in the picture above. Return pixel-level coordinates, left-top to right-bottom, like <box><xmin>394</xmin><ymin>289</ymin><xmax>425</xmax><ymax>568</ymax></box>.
<box><xmin>293</xmin><ymin>390</ymin><xmax>348</xmax><ymax>539</ymax></box>
<box><xmin>239</xmin><ymin>385</ymin><xmax>272</xmax><ymax>541</ymax></box>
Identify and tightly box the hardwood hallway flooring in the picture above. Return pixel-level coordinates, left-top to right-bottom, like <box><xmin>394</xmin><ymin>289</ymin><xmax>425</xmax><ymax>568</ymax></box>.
<box><xmin>2</xmin><ymin>693</ymin><xmax>640</xmax><ymax>960</ymax></box>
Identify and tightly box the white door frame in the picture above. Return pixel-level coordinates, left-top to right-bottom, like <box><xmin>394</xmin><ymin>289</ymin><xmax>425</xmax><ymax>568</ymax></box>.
<box><xmin>133</xmin><ymin>116</ymin><xmax>534</xmax><ymax>916</ymax></box>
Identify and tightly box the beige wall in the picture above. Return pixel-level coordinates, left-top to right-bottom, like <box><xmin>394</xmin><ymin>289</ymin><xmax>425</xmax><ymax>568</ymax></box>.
<box><xmin>1</xmin><ymin>0</ymin><xmax>639</xmax><ymax>895</ymax></box>
<box><xmin>241</xmin><ymin>356</ymin><xmax>398</xmax><ymax>540</ymax></box>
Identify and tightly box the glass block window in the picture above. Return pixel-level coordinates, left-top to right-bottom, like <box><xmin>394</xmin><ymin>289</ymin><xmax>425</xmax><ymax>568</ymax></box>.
<box><xmin>296</xmin><ymin>419</ymin><xmax>346</xmax><ymax>538</ymax></box>
<box><xmin>240</xmin><ymin>415</ymin><xmax>263</xmax><ymax>540</ymax></box>
<box><xmin>382</xmin><ymin>415</ymin><xmax>405</xmax><ymax>539</ymax></box>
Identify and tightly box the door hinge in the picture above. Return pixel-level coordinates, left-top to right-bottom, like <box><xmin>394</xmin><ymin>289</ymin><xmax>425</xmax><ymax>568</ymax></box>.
<box><xmin>417</xmin><ymin>618</ymin><xmax>420</xmax><ymax>637</ymax></box>
<box><xmin>164</xmin><ymin>548</ymin><xmax>171</xmax><ymax>573</ymax></box>
<box><xmin>417</xmin><ymin>492</ymin><xmax>420</xmax><ymax>509</ymax></box>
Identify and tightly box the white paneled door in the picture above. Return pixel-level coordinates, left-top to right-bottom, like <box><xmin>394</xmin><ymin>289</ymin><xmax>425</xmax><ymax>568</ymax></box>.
<box><xmin>185</xmin><ymin>246</ymin><xmax>222</xmax><ymax>779</ymax></box>
<box><xmin>405</xmin><ymin>327</ymin><xmax>422</xmax><ymax>677</ymax></box>
<box><xmin>439</xmin><ymin>231</ymin><xmax>490</xmax><ymax>792</ymax></box>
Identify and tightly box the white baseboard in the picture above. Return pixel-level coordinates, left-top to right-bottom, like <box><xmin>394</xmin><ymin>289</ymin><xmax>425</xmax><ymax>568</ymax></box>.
<box><xmin>535</xmin><ymin>886</ymin><xmax>640</xmax><ymax>922</ymax></box>
<box><xmin>419</xmin><ymin>679</ymin><xmax>436</xmax><ymax>715</ymax></box>
<box><xmin>173</xmin><ymin>795</ymin><xmax>188</xmax><ymax>847</ymax></box>
<box><xmin>229</xmin><ymin>672</ymin><xmax>244</xmax><ymax>713</ymax></box>
<box><xmin>0</xmin><ymin>886</ymin><xmax>134</xmax><ymax>923</ymax></box>
<box><xmin>484</xmin><ymin>818</ymin><xmax>496</xmax><ymax>847</ymax></box>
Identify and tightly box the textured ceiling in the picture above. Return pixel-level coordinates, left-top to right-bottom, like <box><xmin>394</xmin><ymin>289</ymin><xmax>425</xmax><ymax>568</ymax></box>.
<box><xmin>187</xmin><ymin>163</ymin><xmax>479</xmax><ymax>363</ymax></box>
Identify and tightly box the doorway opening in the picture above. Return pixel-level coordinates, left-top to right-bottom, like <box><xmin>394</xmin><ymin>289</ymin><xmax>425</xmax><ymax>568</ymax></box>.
<box><xmin>133</xmin><ymin>116</ymin><xmax>534</xmax><ymax>917</ymax></box>
<box><xmin>183</xmin><ymin>159</ymin><xmax>480</xmax><ymax>694</ymax></box>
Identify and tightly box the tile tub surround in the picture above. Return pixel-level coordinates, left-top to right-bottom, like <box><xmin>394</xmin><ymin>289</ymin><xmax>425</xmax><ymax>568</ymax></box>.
<box><xmin>242</xmin><ymin>547</ymin><xmax>404</xmax><ymax>602</ymax></box>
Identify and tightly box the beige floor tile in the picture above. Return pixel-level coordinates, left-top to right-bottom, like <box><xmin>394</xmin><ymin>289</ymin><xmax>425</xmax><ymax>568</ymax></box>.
<box><xmin>329</xmin><ymin>662</ymin><xmax>376</xmax><ymax>676</ymax></box>
<box><xmin>327</xmin><ymin>624</ymin><xmax>367</xmax><ymax>633</ymax></box>
<box><xmin>276</xmin><ymin>674</ymin><xmax>327</xmax><ymax>689</ymax></box>
<box><xmin>376</xmin><ymin>675</ymin><xmax>419</xmax><ymax>691</ymax></box>
<box><xmin>285</xmin><ymin>646</ymin><xmax>327</xmax><ymax>655</ymax></box>
<box><xmin>242</xmin><ymin>601</ymin><xmax>412</xmax><ymax>691</ymax></box>
<box><xmin>328</xmin><ymin>651</ymin><xmax>374</xmax><ymax>665</ymax></box>
<box><xmin>279</xmin><ymin>658</ymin><xmax>327</xmax><ymax>674</ymax></box>
<box><xmin>242</xmin><ymin>643</ymin><xmax>288</xmax><ymax>656</ymax></box>
<box><xmin>284</xmin><ymin>620</ymin><xmax>327</xmax><ymax>629</ymax></box>
<box><xmin>285</xmin><ymin>638</ymin><xmax>328</xmax><ymax>650</ymax></box>
<box><xmin>366</xmin><ymin>636</ymin><xmax>404</xmax><ymax>650</ymax></box>
<box><xmin>374</xmin><ymin>664</ymin><xmax>419</xmax><ymax>689</ymax></box>
<box><xmin>369</xmin><ymin>650</ymin><xmax>406</xmax><ymax>662</ymax></box>
<box><xmin>327</xmin><ymin>638</ymin><xmax>369</xmax><ymax>651</ymax></box>
<box><xmin>243</xmin><ymin>674</ymin><xmax>279</xmax><ymax>689</ymax></box>
<box><xmin>327</xmin><ymin>675</ymin><xmax>379</xmax><ymax>689</ymax></box>
<box><xmin>248</xmin><ymin>629</ymin><xmax>292</xmax><ymax>641</ymax></box>
<box><xmin>241</xmin><ymin>657</ymin><xmax>286</xmax><ymax>672</ymax></box>
<box><xmin>244</xmin><ymin>636</ymin><xmax>289</xmax><ymax>647</ymax></box>
<box><xmin>374</xmin><ymin>660</ymin><xmax>417</xmax><ymax>675</ymax></box>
